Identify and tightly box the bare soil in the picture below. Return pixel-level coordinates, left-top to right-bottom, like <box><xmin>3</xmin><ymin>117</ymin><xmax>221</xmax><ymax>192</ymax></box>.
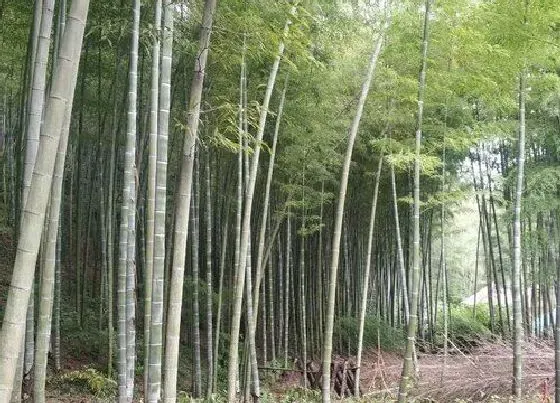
<box><xmin>274</xmin><ymin>340</ymin><xmax>554</xmax><ymax>402</ymax></box>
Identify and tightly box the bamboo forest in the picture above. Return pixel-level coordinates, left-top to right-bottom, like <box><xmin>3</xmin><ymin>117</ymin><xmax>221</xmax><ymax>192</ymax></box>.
<box><xmin>3</xmin><ymin>0</ymin><xmax>560</xmax><ymax>402</ymax></box>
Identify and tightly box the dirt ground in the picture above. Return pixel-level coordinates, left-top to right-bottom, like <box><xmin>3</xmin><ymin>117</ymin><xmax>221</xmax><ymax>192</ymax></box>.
<box><xmin>274</xmin><ymin>340</ymin><xmax>554</xmax><ymax>402</ymax></box>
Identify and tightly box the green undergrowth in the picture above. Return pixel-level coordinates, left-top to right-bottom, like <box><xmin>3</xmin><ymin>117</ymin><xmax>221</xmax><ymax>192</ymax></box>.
<box><xmin>431</xmin><ymin>304</ymin><xmax>495</xmax><ymax>351</ymax></box>
<box><xmin>176</xmin><ymin>388</ymin><xmax>533</xmax><ymax>403</ymax></box>
<box><xmin>258</xmin><ymin>389</ymin><xmax>543</xmax><ymax>403</ymax></box>
<box><xmin>48</xmin><ymin>368</ymin><xmax>116</xmax><ymax>399</ymax></box>
<box><xmin>176</xmin><ymin>388</ymin><xmax>392</xmax><ymax>402</ymax></box>
<box><xmin>331</xmin><ymin>305</ymin><xmax>497</xmax><ymax>356</ymax></box>
<box><xmin>333</xmin><ymin>315</ymin><xmax>405</xmax><ymax>355</ymax></box>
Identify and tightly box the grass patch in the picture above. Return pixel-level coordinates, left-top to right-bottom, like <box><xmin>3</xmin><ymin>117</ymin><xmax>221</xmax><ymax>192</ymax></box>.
<box><xmin>432</xmin><ymin>304</ymin><xmax>494</xmax><ymax>351</ymax></box>
<box><xmin>333</xmin><ymin>316</ymin><xmax>405</xmax><ymax>355</ymax></box>
<box><xmin>48</xmin><ymin>368</ymin><xmax>117</xmax><ymax>399</ymax></box>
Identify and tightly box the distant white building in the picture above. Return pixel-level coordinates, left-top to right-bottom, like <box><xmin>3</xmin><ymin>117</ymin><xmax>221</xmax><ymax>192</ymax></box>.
<box><xmin>462</xmin><ymin>283</ymin><xmax>512</xmax><ymax>306</ymax></box>
<box><xmin>462</xmin><ymin>284</ymin><xmax>554</xmax><ymax>308</ymax></box>
<box><xmin>462</xmin><ymin>284</ymin><xmax>556</xmax><ymax>331</ymax></box>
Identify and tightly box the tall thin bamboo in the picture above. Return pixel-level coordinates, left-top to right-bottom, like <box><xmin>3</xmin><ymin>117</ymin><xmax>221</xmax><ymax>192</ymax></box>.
<box><xmin>512</xmin><ymin>69</ymin><xmax>527</xmax><ymax>400</ymax></box>
<box><xmin>118</xmin><ymin>1</ymin><xmax>140</xmax><ymax>400</ymax></box>
<box><xmin>147</xmin><ymin>1</ymin><xmax>173</xmax><ymax>400</ymax></box>
<box><xmin>227</xmin><ymin>12</ymin><xmax>292</xmax><ymax>401</ymax></box>
<box><xmin>144</xmin><ymin>1</ymin><xmax>162</xmax><ymax>392</ymax></box>
<box><xmin>355</xmin><ymin>153</ymin><xmax>383</xmax><ymax>396</ymax></box>
<box><xmin>205</xmin><ymin>151</ymin><xmax>213</xmax><ymax>398</ymax></box>
<box><xmin>322</xmin><ymin>18</ymin><xmax>386</xmax><ymax>401</ymax></box>
<box><xmin>163</xmin><ymin>1</ymin><xmax>217</xmax><ymax>400</ymax></box>
<box><xmin>398</xmin><ymin>0</ymin><xmax>431</xmax><ymax>400</ymax></box>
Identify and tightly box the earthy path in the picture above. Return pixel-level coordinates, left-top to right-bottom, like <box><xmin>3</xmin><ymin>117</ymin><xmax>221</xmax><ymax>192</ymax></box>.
<box><xmin>277</xmin><ymin>341</ymin><xmax>554</xmax><ymax>402</ymax></box>
<box><xmin>356</xmin><ymin>341</ymin><xmax>552</xmax><ymax>401</ymax></box>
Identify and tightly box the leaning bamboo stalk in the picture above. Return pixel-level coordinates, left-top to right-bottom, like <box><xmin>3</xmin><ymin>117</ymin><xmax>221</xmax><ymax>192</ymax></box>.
<box><xmin>321</xmin><ymin>11</ymin><xmax>387</xmax><ymax>402</ymax></box>
<box><xmin>250</xmin><ymin>75</ymin><xmax>288</xmax><ymax>366</ymax></box>
<box><xmin>21</xmin><ymin>0</ymin><xmax>57</xmax><ymax>387</ymax></box>
<box><xmin>33</xmin><ymin>49</ymin><xmax>79</xmax><ymax>400</ymax></box>
<box><xmin>0</xmin><ymin>0</ymin><xmax>90</xmax><ymax>398</ymax></box>
<box><xmin>355</xmin><ymin>150</ymin><xmax>384</xmax><ymax>396</ymax></box>
<box><xmin>227</xmin><ymin>12</ymin><xmax>293</xmax><ymax>401</ymax></box>
<box><xmin>22</xmin><ymin>0</ymin><xmax>55</xmax><ymax>210</ymax></box>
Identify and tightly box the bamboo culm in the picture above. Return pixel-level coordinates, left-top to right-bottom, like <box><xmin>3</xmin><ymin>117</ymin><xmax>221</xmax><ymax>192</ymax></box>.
<box><xmin>147</xmin><ymin>0</ymin><xmax>173</xmax><ymax>400</ymax></box>
<box><xmin>163</xmin><ymin>1</ymin><xmax>217</xmax><ymax>400</ymax></box>
<box><xmin>117</xmin><ymin>1</ymin><xmax>140</xmax><ymax>400</ymax></box>
<box><xmin>397</xmin><ymin>0</ymin><xmax>431</xmax><ymax>400</ymax></box>
<box><xmin>0</xmin><ymin>0</ymin><xmax>90</xmax><ymax>398</ymax></box>
<box><xmin>321</xmin><ymin>14</ymin><xmax>386</xmax><ymax>402</ymax></box>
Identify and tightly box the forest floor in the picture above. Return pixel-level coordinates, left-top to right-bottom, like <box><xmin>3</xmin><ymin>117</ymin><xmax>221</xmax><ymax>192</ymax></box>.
<box><xmin>272</xmin><ymin>341</ymin><xmax>554</xmax><ymax>402</ymax></box>
<box><xmin>38</xmin><ymin>341</ymin><xmax>553</xmax><ymax>402</ymax></box>
<box><xmin>35</xmin><ymin>342</ymin><xmax>553</xmax><ymax>402</ymax></box>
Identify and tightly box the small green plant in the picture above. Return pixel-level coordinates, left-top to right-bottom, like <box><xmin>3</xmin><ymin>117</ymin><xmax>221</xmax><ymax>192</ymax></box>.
<box><xmin>177</xmin><ymin>390</ymin><xmax>230</xmax><ymax>402</ymax></box>
<box><xmin>59</xmin><ymin>368</ymin><xmax>117</xmax><ymax>398</ymax></box>
<box><xmin>277</xmin><ymin>387</ymin><xmax>321</xmax><ymax>402</ymax></box>
<box><xmin>177</xmin><ymin>391</ymin><xmax>192</xmax><ymax>402</ymax></box>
